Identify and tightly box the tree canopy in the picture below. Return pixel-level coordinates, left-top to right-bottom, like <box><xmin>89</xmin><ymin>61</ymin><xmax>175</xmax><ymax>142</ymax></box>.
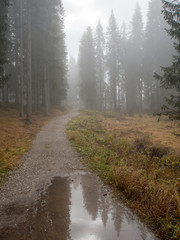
<box><xmin>0</xmin><ymin>0</ymin><xmax>67</xmax><ymax>122</ymax></box>
<box><xmin>155</xmin><ymin>0</ymin><xmax>180</xmax><ymax>119</ymax></box>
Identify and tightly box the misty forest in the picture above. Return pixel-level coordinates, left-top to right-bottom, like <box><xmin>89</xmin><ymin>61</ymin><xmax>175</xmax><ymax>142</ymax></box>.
<box><xmin>0</xmin><ymin>0</ymin><xmax>180</xmax><ymax>240</ymax></box>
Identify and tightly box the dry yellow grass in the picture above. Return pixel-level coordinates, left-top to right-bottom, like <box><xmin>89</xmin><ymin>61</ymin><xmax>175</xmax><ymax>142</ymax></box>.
<box><xmin>101</xmin><ymin>114</ymin><xmax>180</xmax><ymax>154</ymax></box>
<box><xmin>0</xmin><ymin>104</ymin><xmax>65</xmax><ymax>180</ymax></box>
<box><xmin>67</xmin><ymin>111</ymin><xmax>180</xmax><ymax>239</ymax></box>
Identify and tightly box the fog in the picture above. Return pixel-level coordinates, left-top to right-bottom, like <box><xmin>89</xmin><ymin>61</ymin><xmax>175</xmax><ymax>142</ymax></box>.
<box><xmin>67</xmin><ymin>0</ymin><xmax>175</xmax><ymax>113</ymax></box>
<box><xmin>0</xmin><ymin>0</ymin><xmax>177</xmax><ymax>118</ymax></box>
<box><xmin>64</xmin><ymin>0</ymin><xmax>149</xmax><ymax>58</ymax></box>
<box><xmin>0</xmin><ymin>2</ymin><xmax>179</xmax><ymax>239</ymax></box>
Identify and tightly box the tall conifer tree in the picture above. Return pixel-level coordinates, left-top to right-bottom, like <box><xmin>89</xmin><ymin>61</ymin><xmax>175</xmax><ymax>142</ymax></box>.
<box><xmin>143</xmin><ymin>0</ymin><xmax>173</xmax><ymax>112</ymax></box>
<box><xmin>125</xmin><ymin>3</ymin><xmax>143</xmax><ymax>114</ymax></box>
<box><xmin>95</xmin><ymin>20</ymin><xmax>105</xmax><ymax>111</ymax></box>
<box><xmin>1</xmin><ymin>0</ymin><xmax>68</xmax><ymax>120</ymax></box>
<box><xmin>106</xmin><ymin>11</ymin><xmax>121</xmax><ymax>111</ymax></box>
<box><xmin>79</xmin><ymin>27</ymin><xmax>97</xmax><ymax>109</ymax></box>
<box><xmin>155</xmin><ymin>0</ymin><xmax>180</xmax><ymax>118</ymax></box>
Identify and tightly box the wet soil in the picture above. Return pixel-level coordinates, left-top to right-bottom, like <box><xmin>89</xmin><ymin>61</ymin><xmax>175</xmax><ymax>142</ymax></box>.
<box><xmin>0</xmin><ymin>110</ymin><xmax>159</xmax><ymax>240</ymax></box>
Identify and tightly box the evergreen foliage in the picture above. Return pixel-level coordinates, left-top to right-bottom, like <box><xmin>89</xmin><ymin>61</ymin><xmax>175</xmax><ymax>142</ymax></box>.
<box><xmin>155</xmin><ymin>0</ymin><xmax>180</xmax><ymax>119</ymax></box>
<box><xmin>0</xmin><ymin>0</ymin><xmax>67</xmax><ymax>120</ymax></box>
<box><xmin>106</xmin><ymin>11</ymin><xmax>121</xmax><ymax>111</ymax></box>
<box><xmin>143</xmin><ymin>0</ymin><xmax>173</xmax><ymax>112</ymax></box>
<box><xmin>77</xmin><ymin>4</ymin><xmax>174</xmax><ymax>114</ymax></box>
<box><xmin>67</xmin><ymin>56</ymin><xmax>79</xmax><ymax>106</ymax></box>
<box><xmin>95</xmin><ymin>20</ymin><xmax>105</xmax><ymax>111</ymax></box>
<box><xmin>79</xmin><ymin>27</ymin><xmax>97</xmax><ymax>109</ymax></box>
<box><xmin>125</xmin><ymin>3</ymin><xmax>143</xmax><ymax>114</ymax></box>
<box><xmin>1</xmin><ymin>0</ymin><xmax>176</xmax><ymax>116</ymax></box>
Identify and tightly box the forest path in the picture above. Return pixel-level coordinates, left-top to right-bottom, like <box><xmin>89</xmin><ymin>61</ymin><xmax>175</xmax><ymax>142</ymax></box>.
<box><xmin>0</xmin><ymin>110</ymin><xmax>159</xmax><ymax>240</ymax></box>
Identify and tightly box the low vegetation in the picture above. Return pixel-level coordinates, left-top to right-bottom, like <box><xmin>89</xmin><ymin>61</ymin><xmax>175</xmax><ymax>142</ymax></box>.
<box><xmin>0</xmin><ymin>103</ymin><xmax>65</xmax><ymax>183</ymax></box>
<box><xmin>67</xmin><ymin>110</ymin><xmax>180</xmax><ymax>240</ymax></box>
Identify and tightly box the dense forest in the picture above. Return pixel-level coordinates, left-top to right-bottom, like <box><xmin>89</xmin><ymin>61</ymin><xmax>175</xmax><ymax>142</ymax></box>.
<box><xmin>0</xmin><ymin>0</ymin><xmax>180</xmax><ymax>119</ymax></box>
<box><xmin>68</xmin><ymin>0</ymin><xmax>180</xmax><ymax>117</ymax></box>
<box><xmin>0</xmin><ymin>0</ymin><xmax>67</xmax><ymax>123</ymax></box>
<box><xmin>0</xmin><ymin>1</ymin><xmax>180</xmax><ymax>239</ymax></box>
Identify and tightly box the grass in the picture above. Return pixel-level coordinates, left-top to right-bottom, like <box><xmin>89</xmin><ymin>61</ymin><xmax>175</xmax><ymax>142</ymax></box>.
<box><xmin>0</xmin><ymin>103</ymin><xmax>65</xmax><ymax>183</ymax></box>
<box><xmin>102</xmin><ymin>112</ymin><xmax>180</xmax><ymax>152</ymax></box>
<box><xmin>66</xmin><ymin>110</ymin><xmax>180</xmax><ymax>240</ymax></box>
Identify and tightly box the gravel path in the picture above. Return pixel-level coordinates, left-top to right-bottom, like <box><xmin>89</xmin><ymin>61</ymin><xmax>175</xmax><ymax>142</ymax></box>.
<box><xmin>0</xmin><ymin>110</ymin><xmax>159</xmax><ymax>240</ymax></box>
<box><xmin>0</xmin><ymin>109</ymin><xmax>85</xmax><ymax>228</ymax></box>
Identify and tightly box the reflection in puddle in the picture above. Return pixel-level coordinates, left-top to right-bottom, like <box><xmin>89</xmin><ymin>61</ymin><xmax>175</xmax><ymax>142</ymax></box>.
<box><xmin>70</xmin><ymin>174</ymin><xmax>155</xmax><ymax>240</ymax></box>
<box><xmin>0</xmin><ymin>174</ymin><xmax>157</xmax><ymax>240</ymax></box>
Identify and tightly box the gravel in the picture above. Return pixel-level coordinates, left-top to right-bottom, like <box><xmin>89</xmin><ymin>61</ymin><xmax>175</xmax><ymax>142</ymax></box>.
<box><xmin>0</xmin><ymin>109</ymin><xmax>85</xmax><ymax>228</ymax></box>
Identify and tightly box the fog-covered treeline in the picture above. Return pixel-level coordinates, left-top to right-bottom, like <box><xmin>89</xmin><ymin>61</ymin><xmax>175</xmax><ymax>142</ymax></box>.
<box><xmin>0</xmin><ymin>0</ymin><xmax>67</xmax><ymax>122</ymax></box>
<box><xmin>67</xmin><ymin>56</ymin><xmax>79</xmax><ymax>107</ymax></box>
<box><xmin>77</xmin><ymin>0</ymin><xmax>176</xmax><ymax>114</ymax></box>
<box><xmin>1</xmin><ymin>0</ymin><xmax>179</xmax><ymax>118</ymax></box>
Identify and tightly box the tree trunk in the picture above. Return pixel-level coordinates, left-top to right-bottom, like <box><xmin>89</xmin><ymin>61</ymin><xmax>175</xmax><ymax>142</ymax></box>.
<box><xmin>99</xmin><ymin>73</ymin><xmax>103</xmax><ymax>111</ymax></box>
<box><xmin>113</xmin><ymin>80</ymin><xmax>117</xmax><ymax>112</ymax></box>
<box><xmin>44</xmin><ymin>64</ymin><xmax>50</xmax><ymax>116</ymax></box>
<box><xmin>138</xmin><ymin>79</ymin><xmax>142</xmax><ymax>116</ymax></box>
<box><xmin>34</xmin><ymin>71</ymin><xmax>40</xmax><ymax>113</ymax></box>
<box><xmin>2</xmin><ymin>84</ymin><xmax>8</xmax><ymax>102</ymax></box>
<box><xmin>118</xmin><ymin>83</ymin><xmax>121</xmax><ymax>113</ymax></box>
<box><xmin>26</xmin><ymin>1</ymin><xmax>32</xmax><ymax>123</ymax></box>
<box><xmin>19</xmin><ymin>0</ymin><xmax>24</xmax><ymax>117</ymax></box>
<box><xmin>15</xmin><ymin>11</ymin><xmax>20</xmax><ymax>105</ymax></box>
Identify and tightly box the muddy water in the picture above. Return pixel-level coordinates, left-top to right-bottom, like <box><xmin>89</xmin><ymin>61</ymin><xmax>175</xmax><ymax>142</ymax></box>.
<box><xmin>0</xmin><ymin>174</ymin><xmax>158</xmax><ymax>240</ymax></box>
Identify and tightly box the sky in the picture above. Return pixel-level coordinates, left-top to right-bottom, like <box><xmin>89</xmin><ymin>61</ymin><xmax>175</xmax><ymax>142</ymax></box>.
<box><xmin>63</xmin><ymin>0</ymin><xmax>150</xmax><ymax>58</ymax></box>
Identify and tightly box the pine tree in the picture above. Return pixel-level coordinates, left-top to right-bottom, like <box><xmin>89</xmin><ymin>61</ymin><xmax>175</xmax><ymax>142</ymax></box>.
<box><xmin>143</xmin><ymin>0</ymin><xmax>173</xmax><ymax>112</ymax></box>
<box><xmin>125</xmin><ymin>3</ymin><xmax>143</xmax><ymax>114</ymax></box>
<box><xmin>26</xmin><ymin>0</ymin><xmax>32</xmax><ymax>123</ymax></box>
<box><xmin>118</xmin><ymin>22</ymin><xmax>127</xmax><ymax>112</ymax></box>
<box><xmin>155</xmin><ymin>0</ymin><xmax>180</xmax><ymax>119</ymax></box>
<box><xmin>67</xmin><ymin>56</ymin><xmax>79</xmax><ymax>106</ymax></box>
<box><xmin>79</xmin><ymin>27</ymin><xmax>97</xmax><ymax>109</ymax></box>
<box><xmin>1</xmin><ymin>0</ymin><xmax>68</xmax><ymax>119</ymax></box>
<box><xmin>106</xmin><ymin>11</ymin><xmax>121</xmax><ymax>111</ymax></box>
<box><xmin>47</xmin><ymin>0</ymin><xmax>68</xmax><ymax>107</ymax></box>
<box><xmin>95</xmin><ymin>20</ymin><xmax>105</xmax><ymax>111</ymax></box>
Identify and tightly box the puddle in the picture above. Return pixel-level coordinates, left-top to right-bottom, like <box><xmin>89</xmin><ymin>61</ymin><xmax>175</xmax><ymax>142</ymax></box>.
<box><xmin>0</xmin><ymin>174</ymin><xmax>158</xmax><ymax>240</ymax></box>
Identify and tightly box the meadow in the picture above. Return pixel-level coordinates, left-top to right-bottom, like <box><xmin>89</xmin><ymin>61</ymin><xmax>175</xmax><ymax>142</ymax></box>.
<box><xmin>67</xmin><ymin>110</ymin><xmax>180</xmax><ymax>240</ymax></box>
